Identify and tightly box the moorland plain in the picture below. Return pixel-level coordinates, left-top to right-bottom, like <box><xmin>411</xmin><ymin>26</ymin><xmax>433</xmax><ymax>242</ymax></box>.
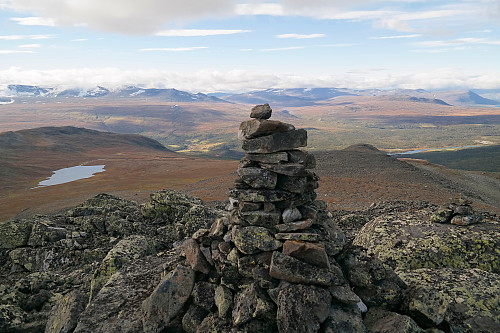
<box><xmin>1</xmin><ymin>95</ymin><xmax>499</xmax><ymax>157</ymax></box>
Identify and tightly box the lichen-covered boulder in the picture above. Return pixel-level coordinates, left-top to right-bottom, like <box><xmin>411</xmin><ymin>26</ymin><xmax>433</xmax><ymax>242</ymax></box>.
<box><xmin>142</xmin><ymin>265</ymin><xmax>195</xmax><ymax>333</ymax></box>
<box><xmin>399</xmin><ymin>268</ymin><xmax>500</xmax><ymax>333</ymax></box>
<box><xmin>68</xmin><ymin>193</ymin><xmax>143</xmax><ymax>236</ymax></box>
<box><xmin>75</xmin><ymin>251</ymin><xmax>182</xmax><ymax>333</ymax></box>
<box><xmin>90</xmin><ymin>235</ymin><xmax>160</xmax><ymax>299</ymax></box>
<box><xmin>364</xmin><ymin>307</ymin><xmax>424</xmax><ymax>333</ymax></box>
<box><xmin>323</xmin><ymin>304</ymin><xmax>366</xmax><ymax>333</ymax></box>
<box><xmin>337</xmin><ymin>246</ymin><xmax>406</xmax><ymax>309</ymax></box>
<box><xmin>45</xmin><ymin>290</ymin><xmax>86</xmax><ymax>333</ymax></box>
<box><xmin>142</xmin><ymin>190</ymin><xmax>224</xmax><ymax>243</ymax></box>
<box><xmin>28</xmin><ymin>219</ymin><xmax>67</xmax><ymax>247</ymax></box>
<box><xmin>353</xmin><ymin>209</ymin><xmax>500</xmax><ymax>273</ymax></box>
<box><xmin>232</xmin><ymin>226</ymin><xmax>281</xmax><ymax>254</ymax></box>
<box><xmin>276</xmin><ymin>284</ymin><xmax>332</xmax><ymax>333</ymax></box>
<box><xmin>0</xmin><ymin>219</ymin><xmax>33</xmax><ymax>249</ymax></box>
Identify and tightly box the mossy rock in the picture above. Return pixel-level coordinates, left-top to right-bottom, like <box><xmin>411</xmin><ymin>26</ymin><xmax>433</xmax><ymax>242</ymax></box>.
<box><xmin>141</xmin><ymin>190</ymin><xmax>224</xmax><ymax>242</ymax></box>
<box><xmin>68</xmin><ymin>194</ymin><xmax>143</xmax><ymax>235</ymax></box>
<box><xmin>353</xmin><ymin>209</ymin><xmax>500</xmax><ymax>273</ymax></box>
<box><xmin>89</xmin><ymin>235</ymin><xmax>160</xmax><ymax>299</ymax></box>
<box><xmin>0</xmin><ymin>219</ymin><xmax>33</xmax><ymax>249</ymax></box>
<box><xmin>399</xmin><ymin>268</ymin><xmax>500</xmax><ymax>333</ymax></box>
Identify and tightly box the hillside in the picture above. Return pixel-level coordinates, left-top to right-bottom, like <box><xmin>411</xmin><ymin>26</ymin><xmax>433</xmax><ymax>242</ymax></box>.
<box><xmin>2</xmin><ymin>126</ymin><xmax>499</xmax><ymax>222</ymax></box>
<box><xmin>403</xmin><ymin>145</ymin><xmax>500</xmax><ymax>172</ymax></box>
<box><xmin>0</xmin><ymin>126</ymin><xmax>238</xmax><ymax>221</ymax></box>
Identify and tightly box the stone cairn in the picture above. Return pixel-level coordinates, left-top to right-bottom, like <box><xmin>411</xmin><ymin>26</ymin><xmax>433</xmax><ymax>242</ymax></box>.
<box><xmin>142</xmin><ymin>104</ymin><xmax>380</xmax><ymax>333</ymax></box>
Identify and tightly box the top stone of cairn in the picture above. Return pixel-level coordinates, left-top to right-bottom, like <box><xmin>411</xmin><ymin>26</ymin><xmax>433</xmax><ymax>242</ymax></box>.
<box><xmin>250</xmin><ymin>103</ymin><xmax>272</xmax><ymax>120</ymax></box>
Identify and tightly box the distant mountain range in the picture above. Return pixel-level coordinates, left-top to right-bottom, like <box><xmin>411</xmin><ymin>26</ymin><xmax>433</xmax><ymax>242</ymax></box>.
<box><xmin>1</xmin><ymin>84</ymin><xmax>499</xmax><ymax>107</ymax></box>
<box><xmin>215</xmin><ymin>88</ymin><xmax>357</xmax><ymax>106</ymax></box>
<box><xmin>1</xmin><ymin>85</ymin><xmax>228</xmax><ymax>103</ymax></box>
<box><xmin>213</xmin><ymin>87</ymin><xmax>500</xmax><ymax>107</ymax></box>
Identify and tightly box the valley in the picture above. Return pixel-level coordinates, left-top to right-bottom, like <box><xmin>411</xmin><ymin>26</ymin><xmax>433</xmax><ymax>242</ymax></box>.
<box><xmin>1</xmin><ymin>87</ymin><xmax>499</xmax><ymax>158</ymax></box>
<box><xmin>1</xmin><ymin>86</ymin><xmax>500</xmax><ymax>221</ymax></box>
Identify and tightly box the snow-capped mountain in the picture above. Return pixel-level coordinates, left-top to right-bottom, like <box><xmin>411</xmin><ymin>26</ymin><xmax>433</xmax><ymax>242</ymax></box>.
<box><xmin>0</xmin><ymin>85</ymin><xmax>229</xmax><ymax>103</ymax></box>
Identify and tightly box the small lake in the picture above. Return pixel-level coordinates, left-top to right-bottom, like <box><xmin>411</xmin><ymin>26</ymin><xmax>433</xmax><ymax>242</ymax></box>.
<box><xmin>33</xmin><ymin>165</ymin><xmax>106</xmax><ymax>188</ymax></box>
<box><xmin>390</xmin><ymin>145</ymin><xmax>481</xmax><ymax>156</ymax></box>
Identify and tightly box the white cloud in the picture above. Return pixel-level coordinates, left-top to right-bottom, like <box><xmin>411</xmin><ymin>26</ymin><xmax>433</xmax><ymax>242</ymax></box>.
<box><xmin>371</xmin><ymin>34</ymin><xmax>422</xmax><ymax>39</ymax></box>
<box><xmin>235</xmin><ymin>3</ymin><xmax>284</xmax><ymax>16</ymax></box>
<box><xmin>139</xmin><ymin>46</ymin><xmax>208</xmax><ymax>52</ymax></box>
<box><xmin>10</xmin><ymin>16</ymin><xmax>55</xmax><ymax>26</ymax></box>
<box><xmin>0</xmin><ymin>34</ymin><xmax>55</xmax><ymax>40</ymax></box>
<box><xmin>0</xmin><ymin>50</ymin><xmax>35</xmax><ymax>54</ymax></box>
<box><xmin>18</xmin><ymin>43</ymin><xmax>41</xmax><ymax>48</ymax></box>
<box><xmin>415</xmin><ymin>37</ymin><xmax>500</xmax><ymax>48</ymax></box>
<box><xmin>4</xmin><ymin>0</ymin><xmax>235</xmax><ymax>34</ymax></box>
<box><xmin>71</xmin><ymin>39</ymin><xmax>88</xmax><ymax>42</ymax></box>
<box><xmin>276</xmin><ymin>33</ymin><xmax>326</xmax><ymax>39</ymax></box>
<box><xmin>155</xmin><ymin>29</ymin><xmax>251</xmax><ymax>37</ymax></box>
<box><xmin>1</xmin><ymin>67</ymin><xmax>500</xmax><ymax>92</ymax></box>
<box><xmin>260</xmin><ymin>46</ymin><xmax>305</xmax><ymax>52</ymax></box>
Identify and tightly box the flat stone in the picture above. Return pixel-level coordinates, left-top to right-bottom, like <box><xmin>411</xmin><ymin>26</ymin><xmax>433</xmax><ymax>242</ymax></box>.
<box><xmin>232</xmin><ymin>284</ymin><xmax>275</xmax><ymax>326</ymax></box>
<box><xmin>276</xmin><ymin>219</ymin><xmax>313</xmax><ymax>232</ymax></box>
<box><xmin>250</xmin><ymin>103</ymin><xmax>272</xmax><ymax>119</ymax></box>
<box><xmin>450</xmin><ymin>214</ymin><xmax>482</xmax><ymax>226</ymax></box>
<box><xmin>275</xmin><ymin>233</ymin><xmax>320</xmax><ymax>242</ymax></box>
<box><xmin>238</xmin><ymin>252</ymin><xmax>273</xmax><ymax>278</ymax></box>
<box><xmin>277</xmin><ymin>284</ymin><xmax>332</xmax><ymax>333</ymax></box>
<box><xmin>208</xmin><ymin>217</ymin><xmax>226</xmax><ymax>238</ymax></box>
<box><xmin>215</xmin><ymin>285</ymin><xmax>233</xmax><ymax>318</ymax></box>
<box><xmin>182</xmin><ymin>305</ymin><xmax>208</xmax><ymax>333</ymax></box>
<box><xmin>364</xmin><ymin>307</ymin><xmax>425</xmax><ymax>333</ymax></box>
<box><xmin>246</xmin><ymin>152</ymin><xmax>288</xmax><ymax>163</ymax></box>
<box><xmin>449</xmin><ymin>204</ymin><xmax>473</xmax><ymax>215</ymax></box>
<box><xmin>239</xmin><ymin>201</ymin><xmax>262</xmax><ymax>212</ymax></box>
<box><xmin>298</xmin><ymin>205</ymin><xmax>317</xmax><ymax>220</ymax></box>
<box><xmin>228</xmin><ymin>189</ymin><xmax>292</xmax><ymax>203</ymax></box>
<box><xmin>232</xmin><ymin>226</ymin><xmax>282</xmax><ymax>254</ymax></box>
<box><xmin>276</xmin><ymin>175</ymin><xmax>308</xmax><ymax>193</ymax></box>
<box><xmin>239</xmin><ymin>119</ymin><xmax>295</xmax><ymax>140</ymax></box>
<box><xmin>430</xmin><ymin>207</ymin><xmax>453</xmax><ymax>223</ymax></box>
<box><xmin>182</xmin><ymin>239</ymin><xmax>211</xmax><ymax>274</ymax></box>
<box><xmin>263</xmin><ymin>202</ymin><xmax>276</xmax><ymax>212</ymax></box>
<box><xmin>240</xmin><ymin>210</ymin><xmax>281</xmax><ymax>228</ymax></box>
<box><xmin>282</xmin><ymin>240</ymin><xmax>330</xmax><ymax>269</ymax></box>
<box><xmin>200</xmin><ymin>246</ymin><xmax>214</xmax><ymax>266</ymax></box>
<box><xmin>260</xmin><ymin>163</ymin><xmax>308</xmax><ymax>177</ymax></box>
<box><xmin>328</xmin><ymin>285</ymin><xmax>361</xmax><ymax>305</ymax></box>
<box><xmin>270</xmin><ymin>251</ymin><xmax>341</xmax><ymax>286</ymax></box>
<box><xmin>241</xmin><ymin>129</ymin><xmax>307</xmax><ymax>154</ymax></box>
<box><xmin>288</xmin><ymin>150</ymin><xmax>316</xmax><ymax>169</ymax></box>
<box><xmin>323</xmin><ymin>304</ymin><xmax>366</xmax><ymax>333</ymax></box>
<box><xmin>282</xmin><ymin>207</ymin><xmax>302</xmax><ymax>223</ymax></box>
<box><xmin>191</xmin><ymin>282</ymin><xmax>216</xmax><ymax>311</ymax></box>
<box><xmin>142</xmin><ymin>265</ymin><xmax>195</xmax><ymax>332</ymax></box>
<box><xmin>237</xmin><ymin>167</ymin><xmax>277</xmax><ymax>189</ymax></box>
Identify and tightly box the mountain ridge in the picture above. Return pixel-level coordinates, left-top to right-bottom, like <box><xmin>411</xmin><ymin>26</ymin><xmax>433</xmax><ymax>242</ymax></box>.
<box><xmin>3</xmin><ymin>85</ymin><xmax>499</xmax><ymax>107</ymax></box>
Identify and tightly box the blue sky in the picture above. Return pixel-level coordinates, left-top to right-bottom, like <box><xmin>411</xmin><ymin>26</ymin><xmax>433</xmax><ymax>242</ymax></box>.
<box><xmin>0</xmin><ymin>0</ymin><xmax>499</xmax><ymax>92</ymax></box>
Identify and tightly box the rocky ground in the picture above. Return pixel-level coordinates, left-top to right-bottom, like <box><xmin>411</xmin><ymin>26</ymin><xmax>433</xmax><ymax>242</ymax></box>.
<box><xmin>0</xmin><ymin>191</ymin><xmax>498</xmax><ymax>332</ymax></box>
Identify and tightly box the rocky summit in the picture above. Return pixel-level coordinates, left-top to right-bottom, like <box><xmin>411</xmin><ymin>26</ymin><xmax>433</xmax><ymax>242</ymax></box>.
<box><xmin>0</xmin><ymin>104</ymin><xmax>499</xmax><ymax>333</ymax></box>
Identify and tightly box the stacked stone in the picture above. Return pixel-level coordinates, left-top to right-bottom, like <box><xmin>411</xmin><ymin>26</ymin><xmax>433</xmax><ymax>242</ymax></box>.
<box><xmin>430</xmin><ymin>196</ymin><xmax>483</xmax><ymax>225</ymax></box>
<box><xmin>143</xmin><ymin>104</ymin><xmax>408</xmax><ymax>333</ymax></box>
<box><xmin>164</xmin><ymin>103</ymin><xmax>351</xmax><ymax>333</ymax></box>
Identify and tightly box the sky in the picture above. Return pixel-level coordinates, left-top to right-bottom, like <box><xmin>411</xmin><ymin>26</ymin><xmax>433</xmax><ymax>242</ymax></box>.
<box><xmin>0</xmin><ymin>0</ymin><xmax>499</xmax><ymax>93</ymax></box>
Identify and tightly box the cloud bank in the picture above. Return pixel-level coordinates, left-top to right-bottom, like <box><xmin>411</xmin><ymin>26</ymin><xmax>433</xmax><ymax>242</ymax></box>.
<box><xmin>4</xmin><ymin>0</ymin><xmax>496</xmax><ymax>34</ymax></box>
<box><xmin>3</xmin><ymin>0</ymin><xmax>235</xmax><ymax>34</ymax></box>
<box><xmin>1</xmin><ymin>67</ymin><xmax>499</xmax><ymax>93</ymax></box>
